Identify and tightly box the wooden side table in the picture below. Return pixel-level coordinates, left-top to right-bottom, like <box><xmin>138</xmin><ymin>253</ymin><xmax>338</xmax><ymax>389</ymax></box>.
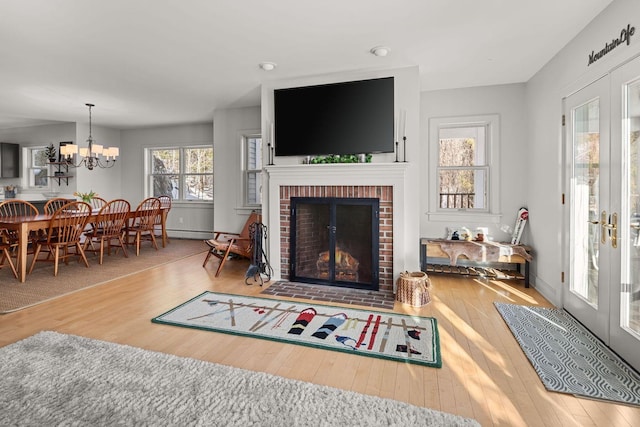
<box><xmin>420</xmin><ymin>238</ymin><xmax>533</xmax><ymax>287</ymax></box>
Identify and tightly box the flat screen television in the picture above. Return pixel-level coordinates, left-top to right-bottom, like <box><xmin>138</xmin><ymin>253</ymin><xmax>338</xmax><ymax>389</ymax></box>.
<box><xmin>274</xmin><ymin>77</ymin><xmax>394</xmax><ymax>157</ymax></box>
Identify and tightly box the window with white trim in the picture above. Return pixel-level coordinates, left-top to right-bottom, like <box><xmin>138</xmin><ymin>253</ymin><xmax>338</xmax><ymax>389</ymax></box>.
<box><xmin>147</xmin><ymin>146</ymin><xmax>213</xmax><ymax>201</ymax></box>
<box><xmin>27</xmin><ymin>146</ymin><xmax>49</xmax><ymax>188</ymax></box>
<box><xmin>429</xmin><ymin>115</ymin><xmax>500</xmax><ymax>218</ymax></box>
<box><xmin>243</xmin><ymin>135</ymin><xmax>262</xmax><ymax>206</ymax></box>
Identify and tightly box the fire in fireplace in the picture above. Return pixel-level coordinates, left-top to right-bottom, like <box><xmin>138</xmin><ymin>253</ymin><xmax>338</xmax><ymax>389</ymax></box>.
<box><xmin>290</xmin><ymin>197</ymin><xmax>379</xmax><ymax>290</ymax></box>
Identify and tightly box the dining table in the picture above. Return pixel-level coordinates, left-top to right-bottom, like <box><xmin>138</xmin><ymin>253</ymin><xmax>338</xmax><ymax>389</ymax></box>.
<box><xmin>0</xmin><ymin>207</ymin><xmax>169</xmax><ymax>283</ymax></box>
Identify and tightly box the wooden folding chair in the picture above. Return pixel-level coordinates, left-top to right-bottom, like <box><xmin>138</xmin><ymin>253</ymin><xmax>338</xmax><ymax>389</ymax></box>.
<box><xmin>203</xmin><ymin>211</ymin><xmax>261</xmax><ymax>277</ymax></box>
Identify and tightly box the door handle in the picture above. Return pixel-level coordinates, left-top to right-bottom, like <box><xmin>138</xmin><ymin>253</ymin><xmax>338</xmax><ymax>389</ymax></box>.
<box><xmin>600</xmin><ymin>211</ymin><xmax>608</xmax><ymax>244</ymax></box>
<box><xmin>588</xmin><ymin>211</ymin><xmax>617</xmax><ymax>248</ymax></box>
<box><xmin>600</xmin><ymin>212</ymin><xmax>618</xmax><ymax>248</ymax></box>
<box><xmin>609</xmin><ymin>213</ymin><xmax>617</xmax><ymax>248</ymax></box>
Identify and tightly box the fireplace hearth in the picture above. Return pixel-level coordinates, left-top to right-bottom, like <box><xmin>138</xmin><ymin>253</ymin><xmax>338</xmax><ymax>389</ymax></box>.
<box><xmin>290</xmin><ymin>197</ymin><xmax>379</xmax><ymax>290</ymax></box>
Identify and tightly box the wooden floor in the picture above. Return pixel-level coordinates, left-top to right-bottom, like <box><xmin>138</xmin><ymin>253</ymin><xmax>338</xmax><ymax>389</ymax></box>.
<box><xmin>1</xmin><ymin>252</ymin><xmax>639</xmax><ymax>426</ymax></box>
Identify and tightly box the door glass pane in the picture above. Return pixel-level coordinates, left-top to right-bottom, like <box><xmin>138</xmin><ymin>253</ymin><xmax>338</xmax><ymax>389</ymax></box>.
<box><xmin>294</xmin><ymin>202</ymin><xmax>330</xmax><ymax>281</ymax></box>
<box><xmin>571</xmin><ymin>98</ymin><xmax>600</xmax><ymax>306</ymax></box>
<box><xmin>623</xmin><ymin>79</ymin><xmax>640</xmax><ymax>334</ymax></box>
<box><xmin>335</xmin><ymin>204</ymin><xmax>373</xmax><ymax>285</ymax></box>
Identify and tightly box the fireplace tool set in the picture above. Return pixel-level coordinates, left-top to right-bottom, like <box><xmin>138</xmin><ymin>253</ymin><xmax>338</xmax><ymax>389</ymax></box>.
<box><xmin>245</xmin><ymin>222</ymin><xmax>273</xmax><ymax>286</ymax></box>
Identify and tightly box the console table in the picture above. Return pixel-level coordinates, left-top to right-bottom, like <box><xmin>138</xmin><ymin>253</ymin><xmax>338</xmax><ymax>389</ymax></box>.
<box><xmin>420</xmin><ymin>238</ymin><xmax>533</xmax><ymax>287</ymax></box>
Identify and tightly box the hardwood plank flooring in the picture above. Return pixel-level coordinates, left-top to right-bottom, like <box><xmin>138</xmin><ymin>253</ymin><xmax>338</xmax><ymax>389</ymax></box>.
<box><xmin>1</xmin><ymin>253</ymin><xmax>639</xmax><ymax>426</ymax></box>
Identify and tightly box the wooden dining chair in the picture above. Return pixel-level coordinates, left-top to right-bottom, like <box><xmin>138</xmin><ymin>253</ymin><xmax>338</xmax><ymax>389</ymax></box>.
<box><xmin>90</xmin><ymin>197</ymin><xmax>107</xmax><ymax>210</ymax></box>
<box><xmin>203</xmin><ymin>211</ymin><xmax>261</xmax><ymax>277</ymax></box>
<box><xmin>155</xmin><ymin>195</ymin><xmax>171</xmax><ymax>245</ymax></box>
<box><xmin>0</xmin><ymin>239</ymin><xmax>18</xmax><ymax>279</ymax></box>
<box><xmin>0</xmin><ymin>199</ymin><xmax>39</xmax><ymax>217</ymax></box>
<box><xmin>29</xmin><ymin>201</ymin><xmax>92</xmax><ymax>276</ymax></box>
<box><xmin>0</xmin><ymin>199</ymin><xmax>39</xmax><ymax>268</ymax></box>
<box><xmin>44</xmin><ymin>197</ymin><xmax>73</xmax><ymax>214</ymax></box>
<box><xmin>83</xmin><ymin>199</ymin><xmax>130</xmax><ymax>264</ymax></box>
<box><xmin>126</xmin><ymin>197</ymin><xmax>161</xmax><ymax>256</ymax></box>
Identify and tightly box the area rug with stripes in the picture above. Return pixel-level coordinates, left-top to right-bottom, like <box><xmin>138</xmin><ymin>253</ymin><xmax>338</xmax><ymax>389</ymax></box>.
<box><xmin>153</xmin><ymin>291</ymin><xmax>441</xmax><ymax>368</ymax></box>
<box><xmin>495</xmin><ymin>302</ymin><xmax>640</xmax><ymax>406</ymax></box>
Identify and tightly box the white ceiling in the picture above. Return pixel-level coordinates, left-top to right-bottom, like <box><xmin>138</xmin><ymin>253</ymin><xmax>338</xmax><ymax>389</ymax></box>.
<box><xmin>0</xmin><ymin>0</ymin><xmax>613</xmax><ymax>130</ymax></box>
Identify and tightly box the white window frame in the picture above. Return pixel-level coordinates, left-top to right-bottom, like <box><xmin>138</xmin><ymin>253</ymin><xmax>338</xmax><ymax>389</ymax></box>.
<box><xmin>242</xmin><ymin>133</ymin><xmax>262</xmax><ymax>208</ymax></box>
<box><xmin>146</xmin><ymin>145</ymin><xmax>213</xmax><ymax>203</ymax></box>
<box><xmin>26</xmin><ymin>146</ymin><xmax>50</xmax><ymax>189</ymax></box>
<box><xmin>428</xmin><ymin>114</ymin><xmax>501</xmax><ymax>223</ymax></box>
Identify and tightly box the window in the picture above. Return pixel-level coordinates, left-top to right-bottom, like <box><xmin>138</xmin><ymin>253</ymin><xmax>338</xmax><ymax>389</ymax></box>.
<box><xmin>438</xmin><ymin>126</ymin><xmax>488</xmax><ymax>210</ymax></box>
<box><xmin>243</xmin><ymin>135</ymin><xmax>262</xmax><ymax>206</ymax></box>
<box><xmin>27</xmin><ymin>146</ymin><xmax>49</xmax><ymax>188</ymax></box>
<box><xmin>148</xmin><ymin>146</ymin><xmax>213</xmax><ymax>201</ymax></box>
<box><xmin>428</xmin><ymin>115</ymin><xmax>500</xmax><ymax>220</ymax></box>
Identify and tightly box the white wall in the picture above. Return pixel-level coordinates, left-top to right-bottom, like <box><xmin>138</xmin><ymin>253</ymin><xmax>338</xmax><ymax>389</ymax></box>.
<box><xmin>420</xmin><ymin>83</ymin><xmax>528</xmax><ymax>242</ymax></box>
<box><xmin>120</xmin><ymin>123</ymin><xmax>214</xmax><ymax>239</ymax></box>
<box><xmin>260</xmin><ymin>66</ymin><xmax>422</xmax><ymax>274</ymax></box>
<box><xmin>0</xmin><ymin>122</ymin><xmax>123</xmax><ymax>200</ymax></box>
<box><xmin>0</xmin><ymin>122</ymin><xmax>76</xmax><ymax>196</ymax></box>
<box><xmin>526</xmin><ymin>0</ymin><xmax>640</xmax><ymax>305</ymax></box>
<box><xmin>212</xmin><ymin>106</ymin><xmax>261</xmax><ymax>233</ymax></box>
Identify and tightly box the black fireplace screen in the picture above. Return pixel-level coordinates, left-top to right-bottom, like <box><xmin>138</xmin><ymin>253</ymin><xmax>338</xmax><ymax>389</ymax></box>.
<box><xmin>290</xmin><ymin>197</ymin><xmax>379</xmax><ymax>290</ymax></box>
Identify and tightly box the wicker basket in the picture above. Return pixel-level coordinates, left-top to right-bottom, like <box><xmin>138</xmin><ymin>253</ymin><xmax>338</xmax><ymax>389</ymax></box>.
<box><xmin>396</xmin><ymin>271</ymin><xmax>431</xmax><ymax>307</ymax></box>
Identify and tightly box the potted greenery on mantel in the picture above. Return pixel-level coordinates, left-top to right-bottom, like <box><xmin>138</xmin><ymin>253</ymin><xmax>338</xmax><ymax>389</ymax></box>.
<box><xmin>308</xmin><ymin>154</ymin><xmax>372</xmax><ymax>164</ymax></box>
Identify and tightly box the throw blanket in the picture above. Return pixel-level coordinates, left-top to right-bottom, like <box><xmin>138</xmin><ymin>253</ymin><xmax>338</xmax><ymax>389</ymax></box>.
<box><xmin>435</xmin><ymin>241</ymin><xmax>531</xmax><ymax>266</ymax></box>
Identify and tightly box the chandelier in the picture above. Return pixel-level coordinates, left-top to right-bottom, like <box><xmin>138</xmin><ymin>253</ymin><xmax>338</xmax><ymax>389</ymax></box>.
<box><xmin>60</xmin><ymin>103</ymin><xmax>119</xmax><ymax>170</ymax></box>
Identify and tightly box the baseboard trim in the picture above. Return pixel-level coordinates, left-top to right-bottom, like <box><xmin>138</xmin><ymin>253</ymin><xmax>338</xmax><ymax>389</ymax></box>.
<box><xmin>167</xmin><ymin>230</ymin><xmax>212</xmax><ymax>240</ymax></box>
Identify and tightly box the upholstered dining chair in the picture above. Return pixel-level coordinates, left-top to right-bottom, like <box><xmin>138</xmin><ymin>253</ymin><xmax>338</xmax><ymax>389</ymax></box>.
<box><xmin>202</xmin><ymin>211</ymin><xmax>261</xmax><ymax>277</ymax></box>
<box><xmin>126</xmin><ymin>197</ymin><xmax>161</xmax><ymax>256</ymax></box>
<box><xmin>83</xmin><ymin>199</ymin><xmax>130</xmax><ymax>264</ymax></box>
<box><xmin>29</xmin><ymin>201</ymin><xmax>92</xmax><ymax>276</ymax></box>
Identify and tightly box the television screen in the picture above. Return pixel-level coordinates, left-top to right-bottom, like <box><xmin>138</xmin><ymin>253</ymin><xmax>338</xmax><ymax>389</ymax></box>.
<box><xmin>274</xmin><ymin>77</ymin><xmax>394</xmax><ymax>157</ymax></box>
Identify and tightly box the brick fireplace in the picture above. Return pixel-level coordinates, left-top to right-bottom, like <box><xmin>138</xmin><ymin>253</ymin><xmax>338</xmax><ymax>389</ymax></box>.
<box><xmin>281</xmin><ymin>186</ymin><xmax>393</xmax><ymax>293</ymax></box>
<box><xmin>265</xmin><ymin>163</ymin><xmax>410</xmax><ymax>299</ymax></box>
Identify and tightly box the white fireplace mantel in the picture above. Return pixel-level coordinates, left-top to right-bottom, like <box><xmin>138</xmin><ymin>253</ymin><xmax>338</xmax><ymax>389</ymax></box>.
<box><xmin>264</xmin><ymin>162</ymin><xmax>410</xmax><ymax>286</ymax></box>
<box><xmin>265</xmin><ymin>162</ymin><xmax>409</xmax><ymax>184</ymax></box>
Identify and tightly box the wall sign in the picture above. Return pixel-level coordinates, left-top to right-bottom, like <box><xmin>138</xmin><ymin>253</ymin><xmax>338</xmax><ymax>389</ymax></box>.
<box><xmin>588</xmin><ymin>24</ymin><xmax>635</xmax><ymax>66</ymax></box>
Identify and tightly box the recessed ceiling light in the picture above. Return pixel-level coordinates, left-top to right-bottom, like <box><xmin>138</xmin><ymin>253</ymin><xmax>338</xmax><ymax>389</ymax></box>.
<box><xmin>259</xmin><ymin>62</ymin><xmax>277</xmax><ymax>71</ymax></box>
<box><xmin>370</xmin><ymin>46</ymin><xmax>390</xmax><ymax>57</ymax></box>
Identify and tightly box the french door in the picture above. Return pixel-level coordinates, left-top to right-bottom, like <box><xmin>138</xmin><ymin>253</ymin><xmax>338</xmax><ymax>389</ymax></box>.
<box><xmin>609</xmin><ymin>55</ymin><xmax>640</xmax><ymax>369</ymax></box>
<box><xmin>565</xmin><ymin>56</ymin><xmax>640</xmax><ymax>370</ymax></box>
<box><xmin>565</xmin><ymin>76</ymin><xmax>611</xmax><ymax>342</ymax></box>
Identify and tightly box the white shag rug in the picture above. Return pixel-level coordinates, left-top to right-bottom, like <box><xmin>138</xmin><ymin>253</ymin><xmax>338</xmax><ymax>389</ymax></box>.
<box><xmin>0</xmin><ymin>331</ymin><xmax>479</xmax><ymax>426</ymax></box>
